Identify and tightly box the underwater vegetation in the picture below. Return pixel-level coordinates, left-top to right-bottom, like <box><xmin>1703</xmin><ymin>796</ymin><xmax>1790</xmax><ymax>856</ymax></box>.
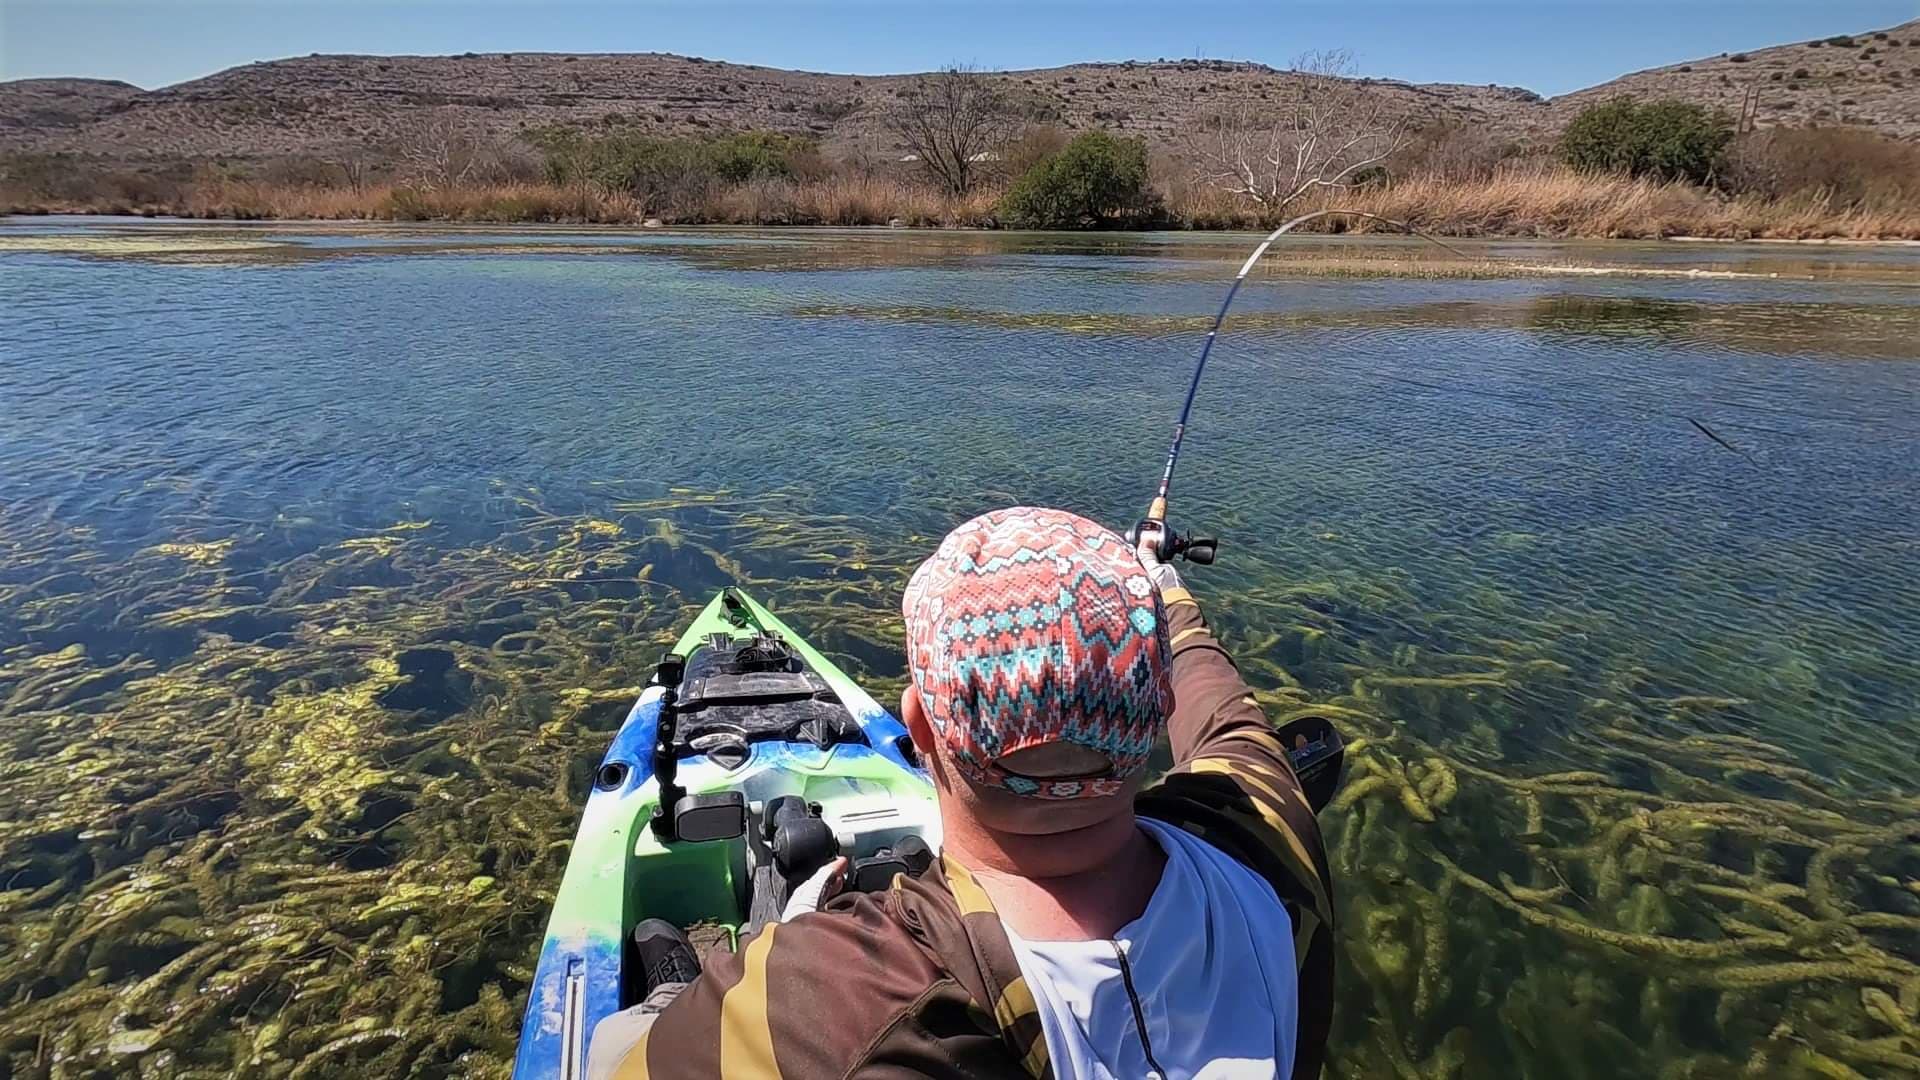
<box><xmin>1</xmin><ymin>486</ymin><xmax>1914</xmax><ymax>1079</ymax></box>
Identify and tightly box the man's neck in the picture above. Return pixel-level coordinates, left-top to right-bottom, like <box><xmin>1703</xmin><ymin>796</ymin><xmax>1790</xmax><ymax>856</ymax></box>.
<box><xmin>942</xmin><ymin>808</ymin><xmax>1167</xmax><ymax>941</ymax></box>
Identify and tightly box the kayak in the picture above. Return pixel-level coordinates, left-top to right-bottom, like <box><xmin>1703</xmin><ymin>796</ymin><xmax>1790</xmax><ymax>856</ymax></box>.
<box><xmin>512</xmin><ymin>587</ymin><xmax>939</xmax><ymax>1080</ymax></box>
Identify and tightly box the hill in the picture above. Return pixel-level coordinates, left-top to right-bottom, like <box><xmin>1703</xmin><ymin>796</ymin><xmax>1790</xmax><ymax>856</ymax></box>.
<box><xmin>0</xmin><ymin>53</ymin><xmax>1543</xmax><ymax>164</ymax></box>
<box><xmin>0</xmin><ymin>78</ymin><xmax>146</xmax><ymax>135</ymax></box>
<box><xmin>3</xmin><ymin>18</ymin><xmax>1914</xmax><ymax>167</ymax></box>
<box><xmin>1549</xmin><ymin>19</ymin><xmax>1920</xmax><ymax>135</ymax></box>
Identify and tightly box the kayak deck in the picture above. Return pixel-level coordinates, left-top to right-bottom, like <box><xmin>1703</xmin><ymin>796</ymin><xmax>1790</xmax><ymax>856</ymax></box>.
<box><xmin>512</xmin><ymin>588</ymin><xmax>937</xmax><ymax>1080</ymax></box>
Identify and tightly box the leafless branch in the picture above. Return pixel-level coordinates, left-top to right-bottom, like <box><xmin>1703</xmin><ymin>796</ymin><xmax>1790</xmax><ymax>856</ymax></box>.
<box><xmin>396</xmin><ymin>111</ymin><xmax>486</xmax><ymax>191</ymax></box>
<box><xmin>886</xmin><ymin>65</ymin><xmax>1018</xmax><ymax>197</ymax></box>
<box><xmin>1186</xmin><ymin>50</ymin><xmax>1412</xmax><ymax>211</ymax></box>
<box><xmin>328</xmin><ymin>154</ymin><xmax>374</xmax><ymax>193</ymax></box>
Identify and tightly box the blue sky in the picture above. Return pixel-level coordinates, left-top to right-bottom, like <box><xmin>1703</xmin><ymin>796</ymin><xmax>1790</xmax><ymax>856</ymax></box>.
<box><xmin>4</xmin><ymin>1</ymin><xmax>1914</xmax><ymax>96</ymax></box>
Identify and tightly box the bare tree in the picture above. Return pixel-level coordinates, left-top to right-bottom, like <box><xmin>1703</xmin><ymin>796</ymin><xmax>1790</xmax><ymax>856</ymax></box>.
<box><xmin>329</xmin><ymin>153</ymin><xmax>375</xmax><ymax>193</ymax></box>
<box><xmin>1189</xmin><ymin>50</ymin><xmax>1412</xmax><ymax>210</ymax></box>
<box><xmin>887</xmin><ymin>65</ymin><xmax>1017</xmax><ymax>197</ymax></box>
<box><xmin>397</xmin><ymin>112</ymin><xmax>488</xmax><ymax>190</ymax></box>
<box><xmin>393</xmin><ymin>112</ymin><xmax>540</xmax><ymax>189</ymax></box>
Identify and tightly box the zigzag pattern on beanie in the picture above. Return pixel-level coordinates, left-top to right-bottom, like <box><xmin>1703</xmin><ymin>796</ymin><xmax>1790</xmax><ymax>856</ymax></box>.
<box><xmin>902</xmin><ymin>506</ymin><xmax>1171</xmax><ymax>799</ymax></box>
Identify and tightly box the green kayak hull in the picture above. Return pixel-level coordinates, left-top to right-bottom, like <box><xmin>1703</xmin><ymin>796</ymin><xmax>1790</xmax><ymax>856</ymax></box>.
<box><xmin>512</xmin><ymin>587</ymin><xmax>936</xmax><ymax>1079</ymax></box>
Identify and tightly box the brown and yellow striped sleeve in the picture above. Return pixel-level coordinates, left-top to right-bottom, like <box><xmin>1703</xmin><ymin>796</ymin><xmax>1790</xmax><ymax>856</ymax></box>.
<box><xmin>612</xmin><ymin>892</ymin><xmax>989</xmax><ymax>1079</ymax></box>
<box><xmin>1141</xmin><ymin>586</ymin><xmax>1338</xmax><ymax>1080</ymax></box>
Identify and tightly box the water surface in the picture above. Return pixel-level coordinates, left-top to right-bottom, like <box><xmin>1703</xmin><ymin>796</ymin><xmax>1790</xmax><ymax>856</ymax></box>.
<box><xmin>2</xmin><ymin>220</ymin><xmax>1917</xmax><ymax>1078</ymax></box>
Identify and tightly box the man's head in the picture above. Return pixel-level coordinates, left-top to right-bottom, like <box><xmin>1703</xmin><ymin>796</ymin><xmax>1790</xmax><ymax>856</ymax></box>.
<box><xmin>901</xmin><ymin>506</ymin><xmax>1171</xmax><ymax>836</ymax></box>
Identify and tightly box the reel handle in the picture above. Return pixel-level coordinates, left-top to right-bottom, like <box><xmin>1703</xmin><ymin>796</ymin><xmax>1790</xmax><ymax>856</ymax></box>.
<box><xmin>1180</xmin><ymin>536</ymin><xmax>1218</xmax><ymax>565</ymax></box>
<box><xmin>1126</xmin><ymin>521</ymin><xmax>1221</xmax><ymax>565</ymax></box>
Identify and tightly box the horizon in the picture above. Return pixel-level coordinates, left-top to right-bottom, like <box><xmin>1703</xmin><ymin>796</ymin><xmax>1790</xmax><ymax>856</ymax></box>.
<box><xmin>3</xmin><ymin>0</ymin><xmax>1916</xmax><ymax>97</ymax></box>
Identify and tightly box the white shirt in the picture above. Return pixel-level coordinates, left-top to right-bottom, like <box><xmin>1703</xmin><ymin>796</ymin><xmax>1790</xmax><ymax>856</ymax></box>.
<box><xmin>1004</xmin><ymin>818</ymin><xmax>1298</xmax><ymax>1080</ymax></box>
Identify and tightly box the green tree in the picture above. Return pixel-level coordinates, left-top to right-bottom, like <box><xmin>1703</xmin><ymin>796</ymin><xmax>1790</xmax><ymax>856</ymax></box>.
<box><xmin>998</xmin><ymin>131</ymin><xmax>1158</xmax><ymax>229</ymax></box>
<box><xmin>533</xmin><ymin>128</ymin><xmax>820</xmax><ymax>213</ymax></box>
<box><xmin>1558</xmin><ymin>98</ymin><xmax>1733</xmax><ymax>185</ymax></box>
<box><xmin>705</xmin><ymin>132</ymin><xmax>805</xmax><ymax>183</ymax></box>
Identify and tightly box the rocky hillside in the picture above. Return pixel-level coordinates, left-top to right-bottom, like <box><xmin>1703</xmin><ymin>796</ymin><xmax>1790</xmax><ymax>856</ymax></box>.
<box><xmin>1549</xmin><ymin>19</ymin><xmax>1920</xmax><ymax>135</ymax></box>
<box><xmin>0</xmin><ymin>53</ymin><xmax>1545</xmax><ymax>164</ymax></box>
<box><xmin>3</xmin><ymin>18</ymin><xmax>1915</xmax><ymax>165</ymax></box>
<box><xmin>0</xmin><ymin>78</ymin><xmax>145</xmax><ymax>133</ymax></box>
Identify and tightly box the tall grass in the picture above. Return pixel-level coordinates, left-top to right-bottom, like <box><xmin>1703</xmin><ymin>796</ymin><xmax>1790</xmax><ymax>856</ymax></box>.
<box><xmin>1160</xmin><ymin>165</ymin><xmax>1920</xmax><ymax>240</ymax></box>
<box><xmin>164</xmin><ymin>178</ymin><xmax>643</xmax><ymax>223</ymax></box>
<box><xmin>695</xmin><ymin>175</ymin><xmax>997</xmax><ymax>227</ymax></box>
<box><xmin>6</xmin><ymin>163</ymin><xmax>1917</xmax><ymax>239</ymax></box>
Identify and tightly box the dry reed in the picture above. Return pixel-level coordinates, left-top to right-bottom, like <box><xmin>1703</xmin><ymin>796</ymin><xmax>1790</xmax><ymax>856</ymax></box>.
<box><xmin>6</xmin><ymin>166</ymin><xmax>1916</xmax><ymax>239</ymax></box>
<box><xmin>1162</xmin><ymin>165</ymin><xmax>1920</xmax><ymax>240</ymax></box>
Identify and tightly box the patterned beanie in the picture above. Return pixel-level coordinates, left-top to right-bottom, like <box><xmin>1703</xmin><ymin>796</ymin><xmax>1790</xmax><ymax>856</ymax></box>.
<box><xmin>901</xmin><ymin>506</ymin><xmax>1171</xmax><ymax>799</ymax></box>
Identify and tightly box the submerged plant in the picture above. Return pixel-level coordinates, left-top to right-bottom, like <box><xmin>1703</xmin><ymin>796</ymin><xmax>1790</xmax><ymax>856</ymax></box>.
<box><xmin>0</xmin><ymin>485</ymin><xmax>1915</xmax><ymax>1078</ymax></box>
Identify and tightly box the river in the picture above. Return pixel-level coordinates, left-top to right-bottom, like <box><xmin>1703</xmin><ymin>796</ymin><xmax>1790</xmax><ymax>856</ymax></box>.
<box><xmin>1</xmin><ymin>218</ymin><xmax>1916</xmax><ymax>1078</ymax></box>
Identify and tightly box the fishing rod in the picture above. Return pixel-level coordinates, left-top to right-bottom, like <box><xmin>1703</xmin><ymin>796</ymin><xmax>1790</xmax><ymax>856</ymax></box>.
<box><xmin>1133</xmin><ymin>209</ymin><xmax>1470</xmax><ymax>563</ymax></box>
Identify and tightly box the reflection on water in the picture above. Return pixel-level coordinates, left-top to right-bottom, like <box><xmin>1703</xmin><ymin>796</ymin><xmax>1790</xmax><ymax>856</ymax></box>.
<box><xmin>1</xmin><ymin>220</ymin><xmax>1917</xmax><ymax>1079</ymax></box>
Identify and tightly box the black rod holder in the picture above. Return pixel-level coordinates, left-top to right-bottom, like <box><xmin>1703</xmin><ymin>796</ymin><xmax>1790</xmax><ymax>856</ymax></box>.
<box><xmin>649</xmin><ymin>652</ymin><xmax>687</xmax><ymax>842</ymax></box>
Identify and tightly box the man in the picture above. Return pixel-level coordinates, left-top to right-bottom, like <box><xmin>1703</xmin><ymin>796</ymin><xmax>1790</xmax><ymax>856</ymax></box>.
<box><xmin>593</xmin><ymin>506</ymin><xmax>1335</xmax><ymax>1079</ymax></box>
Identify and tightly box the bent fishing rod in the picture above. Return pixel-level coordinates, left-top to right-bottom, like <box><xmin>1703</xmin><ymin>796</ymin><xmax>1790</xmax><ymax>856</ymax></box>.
<box><xmin>1132</xmin><ymin>210</ymin><xmax>1467</xmax><ymax>564</ymax></box>
<box><xmin>1130</xmin><ymin>207</ymin><xmax>1744</xmax><ymax>563</ymax></box>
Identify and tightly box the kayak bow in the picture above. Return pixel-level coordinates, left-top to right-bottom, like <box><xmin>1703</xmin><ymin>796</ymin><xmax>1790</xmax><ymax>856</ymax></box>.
<box><xmin>512</xmin><ymin>587</ymin><xmax>937</xmax><ymax>1080</ymax></box>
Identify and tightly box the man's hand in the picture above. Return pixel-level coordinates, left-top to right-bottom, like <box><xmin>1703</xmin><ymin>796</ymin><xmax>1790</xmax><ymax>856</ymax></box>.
<box><xmin>781</xmin><ymin>856</ymin><xmax>848</xmax><ymax>921</ymax></box>
<box><xmin>1134</xmin><ymin>521</ymin><xmax>1185</xmax><ymax>595</ymax></box>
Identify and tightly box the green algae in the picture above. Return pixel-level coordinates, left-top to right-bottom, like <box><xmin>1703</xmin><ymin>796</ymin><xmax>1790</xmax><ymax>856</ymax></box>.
<box><xmin>1</xmin><ymin>487</ymin><xmax>1914</xmax><ymax>1079</ymax></box>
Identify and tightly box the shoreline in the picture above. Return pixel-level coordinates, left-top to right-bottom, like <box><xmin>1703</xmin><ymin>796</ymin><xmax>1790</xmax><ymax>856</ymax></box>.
<box><xmin>1664</xmin><ymin>234</ymin><xmax>1920</xmax><ymax>247</ymax></box>
<box><xmin>14</xmin><ymin>222</ymin><xmax>1920</xmax><ymax>288</ymax></box>
<box><xmin>8</xmin><ymin>163</ymin><xmax>1920</xmax><ymax>243</ymax></box>
<box><xmin>11</xmin><ymin>208</ymin><xmax>1920</xmax><ymax>248</ymax></box>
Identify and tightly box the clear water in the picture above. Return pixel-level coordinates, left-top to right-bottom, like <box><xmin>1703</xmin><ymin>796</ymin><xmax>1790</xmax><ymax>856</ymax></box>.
<box><xmin>1</xmin><ymin>220</ymin><xmax>1916</xmax><ymax>1078</ymax></box>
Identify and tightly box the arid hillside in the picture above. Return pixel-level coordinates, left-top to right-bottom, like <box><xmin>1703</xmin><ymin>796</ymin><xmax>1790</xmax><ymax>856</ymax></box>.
<box><xmin>0</xmin><ymin>53</ymin><xmax>1542</xmax><ymax>164</ymax></box>
<box><xmin>0</xmin><ymin>78</ymin><xmax>146</xmax><ymax>132</ymax></box>
<box><xmin>4</xmin><ymin>16</ymin><xmax>1915</xmax><ymax>166</ymax></box>
<box><xmin>1549</xmin><ymin>19</ymin><xmax>1920</xmax><ymax>135</ymax></box>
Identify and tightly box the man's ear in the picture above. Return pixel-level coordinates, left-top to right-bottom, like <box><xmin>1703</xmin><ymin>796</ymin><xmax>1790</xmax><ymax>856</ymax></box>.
<box><xmin>901</xmin><ymin>682</ymin><xmax>934</xmax><ymax>753</ymax></box>
<box><xmin>901</xmin><ymin>683</ymin><xmax>952</xmax><ymax>793</ymax></box>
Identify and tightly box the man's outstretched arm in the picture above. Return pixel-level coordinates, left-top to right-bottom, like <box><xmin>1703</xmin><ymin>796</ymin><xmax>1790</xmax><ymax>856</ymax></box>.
<box><xmin>1133</xmin><ymin>526</ymin><xmax>1288</xmax><ymax>767</ymax></box>
<box><xmin>1134</xmin><ymin>528</ymin><xmax>1338</xmax><ymax>1080</ymax></box>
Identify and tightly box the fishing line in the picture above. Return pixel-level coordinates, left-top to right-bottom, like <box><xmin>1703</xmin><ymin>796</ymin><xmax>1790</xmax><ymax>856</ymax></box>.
<box><xmin>1345</xmin><ymin>367</ymin><xmax>1789</xmax><ymax>448</ymax></box>
<box><xmin>1149</xmin><ymin>210</ymin><xmax>1473</xmax><ymax>524</ymax></box>
<box><xmin>1144</xmin><ymin>204</ymin><xmax>1913</xmax><ymax>523</ymax></box>
<box><xmin>1141</xmin><ymin>210</ymin><xmax>1503</xmax><ymax>557</ymax></box>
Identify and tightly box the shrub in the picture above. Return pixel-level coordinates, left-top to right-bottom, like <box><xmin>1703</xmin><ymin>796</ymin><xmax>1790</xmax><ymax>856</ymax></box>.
<box><xmin>1729</xmin><ymin>53</ymin><xmax>1750</xmax><ymax>63</ymax></box>
<box><xmin>533</xmin><ymin>128</ymin><xmax>819</xmax><ymax>211</ymax></box>
<box><xmin>806</xmin><ymin>97</ymin><xmax>860</xmax><ymax>122</ymax></box>
<box><xmin>1348</xmin><ymin>165</ymin><xmax>1390</xmax><ymax>190</ymax></box>
<box><xmin>1722</xmin><ymin>126</ymin><xmax>1920</xmax><ymax>207</ymax></box>
<box><xmin>1000</xmin><ymin>125</ymin><xmax>1071</xmax><ymax>180</ymax></box>
<box><xmin>1794</xmin><ymin>68</ymin><xmax>1811</xmax><ymax>79</ymax></box>
<box><xmin>1825</xmin><ymin>35</ymin><xmax>1856</xmax><ymax>47</ymax></box>
<box><xmin>998</xmin><ymin>131</ymin><xmax>1157</xmax><ymax>228</ymax></box>
<box><xmin>705</xmin><ymin>131</ymin><xmax>809</xmax><ymax>182</ymax></box>
<box><xmin>1558</xmin><ymin>98</ymin><xmax>1733</xmax><ymax>184</ymax></box>
<box><xmin>1393</xmin><ymin>121</ymin><xmax>1510</xmax><ymax>181</ymax></box>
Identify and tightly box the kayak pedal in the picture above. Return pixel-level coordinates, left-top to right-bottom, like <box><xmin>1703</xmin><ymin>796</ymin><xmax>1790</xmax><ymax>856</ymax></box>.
<box><xmin>851</xmin><ymin>834</ymin><xmax>934</xmax><ymax>893</ymax></box>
